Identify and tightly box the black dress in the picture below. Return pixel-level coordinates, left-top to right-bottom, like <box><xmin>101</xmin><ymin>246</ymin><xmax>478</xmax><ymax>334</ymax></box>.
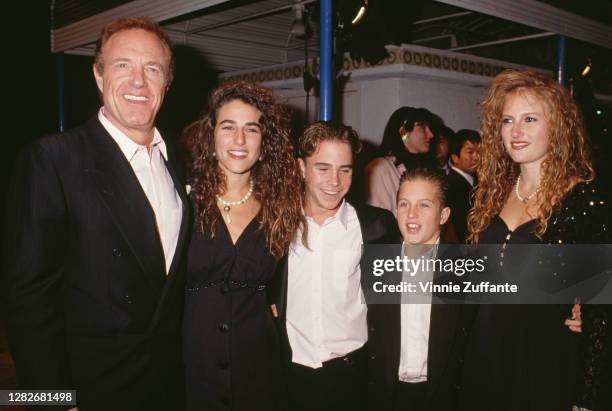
<box><xmin>461</xmin><ymin>181</ymin><xmax>611</xmax><ymax>411</ymax></box>
<box><xmin>183</xmin><ymin>217</ymin><xmax>285</xmax><ymax>411</ymax></box>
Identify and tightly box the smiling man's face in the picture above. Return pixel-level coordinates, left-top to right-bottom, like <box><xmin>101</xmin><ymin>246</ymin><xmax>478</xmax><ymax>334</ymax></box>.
<box><xmin>299</xmin><ymin>140</ymin><xmax>353</xmax><ymax>223</ymax></box>
<box><xmin>94</xmin><ymin>28</ymin><xmax>170</xmax><ymax>144</ymax></box>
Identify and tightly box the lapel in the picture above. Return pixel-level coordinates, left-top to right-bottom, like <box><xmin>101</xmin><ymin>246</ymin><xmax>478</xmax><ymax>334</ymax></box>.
<box><xmin>426</xmin><ymin>243</ymin><xmax>461</xmax><ymax>395</ymax></box>
<box><xmin>162</xmin><ymin>140</ymin><xmax>190</xmax><ymax>278</ymax></box>
<box><xmin>148</xmin><ymin>136</ymin><xmax>191</xmax><ymax>329</ymax></box>
<box><xmin>84</xmin><ymin>118</ymin><xmax>165</xmax><ymax>289</ymax></box>
<box><xmin>427</xmin><ymin>304</ymin><xmax>459</xmax><ymax>394</ymax></box>
<box><xmin>353</xmin><ymin>202</ymin><xmax>398</xmax><ymax>244</ymax></box>
<box><xmin>277</xmin><ymin>256</ymin><xmax>289</xmax><ymax>322</ymax></box>
<box><xmin>450</xmin><ymin>169</ymin><xmax>473</xmax><ymax>193</ymax></box>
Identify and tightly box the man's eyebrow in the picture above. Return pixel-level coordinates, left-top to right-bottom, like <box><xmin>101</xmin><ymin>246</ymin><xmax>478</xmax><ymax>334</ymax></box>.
<box><xmin>313</xmin><ymin>162</ymin><xmax>353</xmax><ymax>169</ymax></box>
<box><xmin>109</xmin><ymin>57</ymin><xmax>131</xmax><ymax>64</ymax></box>
<box><xmin>144</xmin><ymin>61</ymin><xmax>166</xmax><ymax>69</ymax></box>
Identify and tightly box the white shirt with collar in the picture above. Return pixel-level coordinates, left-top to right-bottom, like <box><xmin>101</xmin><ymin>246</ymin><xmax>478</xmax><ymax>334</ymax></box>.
<box><xmin>286</xmin><ymin>200</ymin><xmax>367</xmax><ymax>369</ymax></box>
<box><xmin>398</xmin><ymin>239</ymin><xmax>439</xmax><ymax>383</ymax></box>
<box><xmin>440</xmin><ymin>161</ymin><xmax>450</xmax><ymax>175</ymax></box>
<box><xmin>450</xmin><ymin>165</ymin><xmax>474</xmax><ymax>187</ymax></box>
<box><xmin>98</xmin><ymin>108</ymin><xmax>182</xmax><ymax>274</ymax></box>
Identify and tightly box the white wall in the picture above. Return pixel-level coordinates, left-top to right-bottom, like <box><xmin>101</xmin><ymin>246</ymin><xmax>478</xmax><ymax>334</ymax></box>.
<box><xmin>225</xmin><ymin>44</ymin><xmax>546</xmax><ymax>145</ymax></box>
<box><xmin>272</xmin><ymin>75</ymin><xmax>484</xmax><ymax>145</ymax></box>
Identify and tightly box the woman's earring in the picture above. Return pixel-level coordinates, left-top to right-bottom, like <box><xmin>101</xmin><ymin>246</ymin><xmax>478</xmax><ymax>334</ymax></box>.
<box><xmin>401</xmin><ymin>134</ymin><xmax>409</xmax><ymax>143</ymax></box>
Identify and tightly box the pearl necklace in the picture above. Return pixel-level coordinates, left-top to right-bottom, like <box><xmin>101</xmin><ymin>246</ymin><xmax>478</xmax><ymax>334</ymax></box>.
<box><xmin>216</xmin><ymin>179</ymin><xmax>254</xmax><ymax>224</ymax></box>
<box><xmin>514</xmin><ymin>174</ymin><xmax>539</xmax><ymax>203</ymax></box>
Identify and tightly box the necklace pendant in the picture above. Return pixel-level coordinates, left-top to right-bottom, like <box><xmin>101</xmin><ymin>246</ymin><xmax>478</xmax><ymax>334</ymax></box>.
<box><xmin>223</xmin><ymin>205</ymin><xmax>231</xmax><ymax>212</ymax></box>
<box><xmin>226</xmin><ymin>214</ymin><xmax>232</xmax><ymax>224</ymax></box>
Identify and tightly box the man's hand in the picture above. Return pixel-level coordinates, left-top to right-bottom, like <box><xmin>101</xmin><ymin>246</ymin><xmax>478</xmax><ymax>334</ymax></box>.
<box><xmin>564</xmin><ymin>303</ymin><xmax>582</xmax><ymax>333</ymax></box>
<box><xmin>270</xmin><ymin>304</ymin><xmax>278</xmax><ymax>318</ymax></box>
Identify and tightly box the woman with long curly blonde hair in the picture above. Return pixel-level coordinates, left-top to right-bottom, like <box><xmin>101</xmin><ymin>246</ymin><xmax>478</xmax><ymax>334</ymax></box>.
<box><xmin>181</xmin><ymin>81</ymin><xmax>304</xmax><ymax>411</ymax></box>
<box><xmin>462</xmin><ymin>70</ymin><xmax>611</xmax><ymax>410</ymax></box>
<box><xmin>467</xmin><ymin>70</ymin><xmax>594</xmax><ymax>243</ymax></box>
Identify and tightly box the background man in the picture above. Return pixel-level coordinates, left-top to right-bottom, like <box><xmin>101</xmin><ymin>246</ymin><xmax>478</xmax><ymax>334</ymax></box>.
<box><xmin>435</xmin><ymin>125</ymin><xmax>454</xmax><ymax>175</ymax></box>
<box><xmin>3</xmin><ymin>17</ymin><xmax>189</xmax><ymax>411</ymax></box>
<box><xmin>447</xmin><ymin>129</ymin><xmax>480</xmax><ymax>242</ymax></box>
<box><xmin>273</xmin><ymin>122</ymin><xmax>399</xmax><ymax>411</ymax></box>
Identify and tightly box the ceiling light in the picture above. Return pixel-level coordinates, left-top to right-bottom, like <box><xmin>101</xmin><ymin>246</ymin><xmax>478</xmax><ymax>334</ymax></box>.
<box><xmin>290</xmin><ymin>3</ymin><xmax>311</xmax><ymax>38</ymax></box>
<box><xmin>581</xmin><ymin>59</ymin><xmax>592</xmax><ymax>77</ymax></box>
<box><xmin>351</xmin><ymin>0</ymin><xmax>368</xmax><ymax>25</ymax></box>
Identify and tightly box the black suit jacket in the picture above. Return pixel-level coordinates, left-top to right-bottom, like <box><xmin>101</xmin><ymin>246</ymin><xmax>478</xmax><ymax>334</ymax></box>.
<box><xmin>447</xmin><ymin>169</ymin><xmax>474</xmax><ymax>243</ymax></box>
<box><xmin>272</xmin><ymin>203</ymin><xmax>399</xmax><ymax>364</ymax></box>
<box><xmin>366</xmin><ymin>244</ymin><xmax>476</xmax><ymax>411</ymax></box>
<box><xmin>2</xmin><ymin>117</ymin><xmax>190</xmax><ymax>411</ymax></box>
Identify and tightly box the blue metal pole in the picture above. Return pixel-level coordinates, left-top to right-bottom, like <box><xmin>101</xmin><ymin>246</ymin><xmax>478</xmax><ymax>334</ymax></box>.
<box><xmin>319</xmin><ymin>0</ymin><xmax>333</xmax><ymax>121</ymax></box>
<box><xmin>56</xmin><ymin>53</ymin><xmax>65</xmax><ymax>132</ymax></box>
<box><xmin>557</xmin><ymin>35</ymin><xmax>566</xmax><ymax>85</ymax></box>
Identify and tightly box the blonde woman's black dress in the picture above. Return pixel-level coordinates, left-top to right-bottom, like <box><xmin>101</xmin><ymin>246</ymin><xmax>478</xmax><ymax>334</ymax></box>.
<box><xmin>460</xmin><ymin>181</ymin><xmax>611</xmax><ymax>411</ymax></box>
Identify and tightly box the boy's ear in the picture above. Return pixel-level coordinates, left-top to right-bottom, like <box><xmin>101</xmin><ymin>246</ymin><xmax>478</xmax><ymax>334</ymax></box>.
<box><xmin>440</xmin><ymin>206</ymin><xmax>451</xmax><ymax>225</ymax></box>
<box><xmin>450</xmin><ymin>153</ymin><xmax>459</xmax><ymax>166</ymax></box>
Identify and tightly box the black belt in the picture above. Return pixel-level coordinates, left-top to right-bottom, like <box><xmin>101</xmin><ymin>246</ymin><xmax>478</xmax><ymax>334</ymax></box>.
<box><xmin>321</xmin><ymin>344</ymin><xmax>367</xmax><ymax>367</ymax></box>
<box><xmin>186</xmin><ymin>279</ymin><xmax>266</xmax><ymax>292</ymax></box>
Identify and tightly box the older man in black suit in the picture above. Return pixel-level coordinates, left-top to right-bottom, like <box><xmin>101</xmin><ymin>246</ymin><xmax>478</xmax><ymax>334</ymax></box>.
<box><xmin>3</xmin><ymin>17</ymin><xmax>189</xmax><ymax>411</ymax></box>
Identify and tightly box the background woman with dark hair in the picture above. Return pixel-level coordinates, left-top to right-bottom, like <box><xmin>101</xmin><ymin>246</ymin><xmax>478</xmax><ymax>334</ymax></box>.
<box><xmin>462</xmin><ymin>70</ymin><xmax>611</xmax><ymax>411</ymax></box>
<box><xmin>181</xmin><ymin>81</ymin><xmax>304</xmax><ymax>411</ymax></box>
<box><xmin>365</xmin><ymin>106</ymin><xmax>441</xmax><ymax>216</ymax></box>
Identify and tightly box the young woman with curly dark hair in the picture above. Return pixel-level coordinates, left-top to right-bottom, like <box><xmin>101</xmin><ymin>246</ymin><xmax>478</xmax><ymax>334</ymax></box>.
<box><xmin>181</xmin><ymin>81</ymin><xmax>304</xmax><ymax>411</ymax></box>
<box><xmin>461</xmin><ymin>70</ymin><xmax>611</xmax><ymax>411</ymax></box>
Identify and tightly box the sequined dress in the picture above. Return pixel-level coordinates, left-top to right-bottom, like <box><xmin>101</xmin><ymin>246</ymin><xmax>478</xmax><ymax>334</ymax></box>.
<box><xmin>460</xmin><ymin>181</ymin><xmax>611</xmax><ymax>411</ymax></box>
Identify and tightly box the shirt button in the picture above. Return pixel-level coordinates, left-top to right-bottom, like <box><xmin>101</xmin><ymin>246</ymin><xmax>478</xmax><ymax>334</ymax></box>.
<box><xmin>112</xmin><ymin>248</ymin><xmax>122</xmax><ymax>257</ymax></box>
<box><xmin>122</xmin><ymin>295</ymin><xmax>133</xmax><ymax>304</ymax></box>
<box><xmin>218</xmin><ymin>323</ymin><xmax>230</xmax><ymax>333</ymax></box>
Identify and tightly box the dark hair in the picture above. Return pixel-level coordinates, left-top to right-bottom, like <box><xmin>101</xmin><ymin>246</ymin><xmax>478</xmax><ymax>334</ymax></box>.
<box><xmin>437</xmin><ymin>125</ymin><xmax>455</xmax><ymax>141</ymax></box>
<box><xmin>398</xmin><ymin>167</ymin><xmax>449</xmax><ymax>207</ymax></box>
<box><xmin>381</xmin><ymin>107</ymin><xmax>443</xmax><ymax>156</ymax></box>
<box><xmin>298</xmin><ymin>121</ymin><xmax>362</xmax><ymax>160</ymax></box>
<box><xmin>94</xmin><ymin>17</ymin><xmax>175</xmax><ymax>85</ymax></box>
<box><xmin>182</xmin><ymin>81</ymin><xmax>304</xmax><ymax>258</ymax></box>
<box><xmin>449</xmin><ymin>129</ymin><xmax>480</xmax><ymax>156</ymax></box>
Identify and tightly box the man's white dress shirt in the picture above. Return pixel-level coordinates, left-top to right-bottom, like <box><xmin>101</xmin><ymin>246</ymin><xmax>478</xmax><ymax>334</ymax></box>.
<box><xmin>99</xmin><ymin>108</ymin><xmax>182</xmax><ymax>274</ymax></box>
<box><xmin>286</xmin><ymin>201</ymin><xmax>368</xmax><ymax>368</ymax></box>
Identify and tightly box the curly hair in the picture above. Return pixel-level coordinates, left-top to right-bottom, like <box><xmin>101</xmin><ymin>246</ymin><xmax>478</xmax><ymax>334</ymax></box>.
<box><xmin>183</xmin><ymin>81</ymin><xmax>304</xmax><ymax>258</ymax></box>
<box><xmin>467</xmin><ymin>70</ymin><xmax>594</xmax><ymax>243</ymax></box>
